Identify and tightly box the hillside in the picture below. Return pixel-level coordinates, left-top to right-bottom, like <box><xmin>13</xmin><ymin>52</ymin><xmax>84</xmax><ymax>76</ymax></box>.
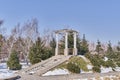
<box><xmin>42</xmin><ymin>54</ymin><xmax>120</xmax><ymax>76</ymax></box>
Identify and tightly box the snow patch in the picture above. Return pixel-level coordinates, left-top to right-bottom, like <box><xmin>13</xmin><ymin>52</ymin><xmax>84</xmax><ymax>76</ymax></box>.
<box><xmin>0</xmin><ymin>62</ymin><xmax>29</xmax><ymax>79</ymax></box>
<box><xmin>104</xmin><ymin>57</ymin><xmax>108</xmax><ymax>61</ymax></box>
<box><xmin>20</xmin><ymin>63</ymin><xmax>30</xmax><ymax>68</ymax></box>
<box><xmin>42</xmin><ymin>69</ymin><xmax>69</xmax><ymax>76</ymax></box>
<box><xmin>0</xmin><ymin>69</ymin><xmax>16</xmax><ymax>79</ymax></box>
<box><xmin>0</xmin><ymin>63</ymin><xmax>7</xmax><ymax>69</ymax></box>
<box><xmin>101</xmin><ymin>67</ymin><xmax>113</xmax><ymax>73</ymax></box>
<box><xmin>87</xmin><ymin>64</ymin><xmax>93</xmax><ymax>70</ymax></box>
<box><xmin>115</xmin><ymin>67</ymin><xmax>120</xmax><ymax>71</ymax></box>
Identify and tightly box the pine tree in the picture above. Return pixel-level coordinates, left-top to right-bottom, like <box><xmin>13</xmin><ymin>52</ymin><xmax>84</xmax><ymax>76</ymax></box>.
<box><xmin>28</xmin><ymin>37</ymin><xmax>44</xmax><ymax>64</ymax></box>
<box><xmin>50</xmin><ymin>37</ymin><xmax>56</xmax><ymax>56</ymax></box>
<box><xmin>106</xmin><ymin>41</ymin><xmax>115</xmax><ymax>59</ymax></box>
<box><xmin>79</xmin><ymin>34</ymin><xmax>89</xmax><ymax>55</ymax></box>
<box><xmin>116</xmin><ymin>41</ymin><xmax>120</xmax><ymax>52</ymax></box>
<box><xmin>7</xmin><ymin>50</ymin><xmax>21</xmax><ymax>70</ymax></box>
<box><xmin>68</xmin><ymin>33</ymin><xmax>74</xmax><ymax>48</ymax></box>
<box><xmin>107</xmin><ymin>41</ymin><xmax>113</xmax><ymax>53</ymax></box>
<box><xmin>77</xmin><ymin>36</ymin><xmax>81</xmax><ymax>55</ymax></box>
<box><xmin>95</xmin><ymin>40</ymin><xmax>103</xmax><ymax>54</ymax></box>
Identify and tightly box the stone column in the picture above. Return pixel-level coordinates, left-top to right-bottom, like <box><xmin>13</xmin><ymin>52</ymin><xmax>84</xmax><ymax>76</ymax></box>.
<box><xmin>55</xmin><ymin>33</ymin><xmax>58</xmax><ymax>56</ymax></box>
<box><xmin>64</xmin><ymin>32</ymin><xmax>68</xmax><ymax>56</ymax></box>
<box><xmin>73</xmin><ymin>32</ymin><xmax>77</xmax><ymax>55</ymax></box>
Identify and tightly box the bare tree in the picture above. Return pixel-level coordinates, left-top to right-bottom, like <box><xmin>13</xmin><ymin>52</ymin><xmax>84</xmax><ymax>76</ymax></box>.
<box><xmin>0</xmin><ymin>20</ymin><xmax>6</xmax><ymax>35</ymax></box>
<box><xmin>42</xmin><ymin>28</ymin><xmax>52</xmax><ymax>47</ymax></box>
<box><xmin>0</xmin><ymin>20</ymin><xmax>4</xmax><ymax>60</ymax></box>
<box><xmin>22</xmin><ymin>19</ymin><xmax>39</xmax><ymax>41</ymax></box>
<box><xmin>7</xmin><ymin>24</ymin><xmax>21</xmax><ymax>58</ymax></box>
<box><xmin>21</xmin><ymin>18</ymin><xmax>39</xmax><ymax>64</ymax></box>
<box><xmin>2</xmin><ymin>19</ymin><xmax>39</xmax><ymax>64</ymax></box>
<box><xmin>0</xmin><ymin>20</ymin><xmax>3</xmax><ymax>27</ymax></box>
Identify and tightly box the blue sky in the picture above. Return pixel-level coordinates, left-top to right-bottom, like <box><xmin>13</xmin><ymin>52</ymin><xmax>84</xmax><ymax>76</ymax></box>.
<box><xmin>0</xmin><ymin>0</ymin><xmax>120</xmax><ymax>45</ymax></box>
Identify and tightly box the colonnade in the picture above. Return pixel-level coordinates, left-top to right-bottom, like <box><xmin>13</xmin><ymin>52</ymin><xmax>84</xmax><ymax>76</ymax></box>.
<box><xmin>55</xmin><ymin>29</ymin><xmax>78</xmax><ymax>56</ymax></box>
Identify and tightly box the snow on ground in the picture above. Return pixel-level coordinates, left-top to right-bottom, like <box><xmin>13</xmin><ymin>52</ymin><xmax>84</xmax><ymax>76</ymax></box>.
<box><xmin>0</xmin><ymin>62</ymin><xmax>29</xmax><ymax>79</ymax></box>
<box><xmin>42</xmin><ymin>69</ymin><xmax>69</xmax><ymax>76</ymax></box>
<box><xmin>101</xmin><ymin>67</ymin><xmax>113</xmax><ymax>73</ymax></box>
<box><xmin>115</xmin><ymin>67</ymin><xmax>120</xmax><ymax>71</ymax></box>
<box><xmin>0</xmin><ymin>63</ymin><xmax>16</xmax><ymax>79</ymax></box>
<box><xmin>104</xmin><ymin>57</ymin><xmax>108</xmax><ymax>61</ymax></box>
<box><xmin>0</xmin><ymin>69</ymin><xmax>16</xmax><ymax>79</ymax></box>
<box><xmin>87</xmin><ymin>64</ymin><xmax>93</xmax><ymax>70</ymax></box>
<box><xmin>101</xmin><ymin>66</ymin><xmax>120</xmax><ymax>73</ymax></box>
<box><xmin>20</xmin><ymin>63</ymin><xmax>30</xmax><ymax>69</ymax></box>
<box><xmin>0</xmin><ymin>63</ymin><xmax>7</xmax><ymax>69</ymax></box>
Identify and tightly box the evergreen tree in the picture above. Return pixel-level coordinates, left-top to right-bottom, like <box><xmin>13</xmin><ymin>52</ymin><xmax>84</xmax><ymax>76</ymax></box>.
<box><xmin>41</xmin><ymin>48</ymin><xmax>53</xmax><ymax>60</ymax></box>
<box><xmin>95</xmin><ymin>40</ymin><xmax>103</xmax><ymax>54</ymax></box>
<box><xmin>68</xmin><ymin>33</ymin><xmax>74</xmax><ymax>48</ymax></box>
<box><xmin>107</xmin><ymin>41</ymin><xmax>113</xmax><ymax>53</ymax></box>
<box><xmin>106</xmin><ymin>41</ymin><xmax>115</xmax><ymax>59</ymax></box>
<box><xmin>79</xmin><ymin>34</ymin><xmax>89</xmax><ymax>55</ymax></box>
<box><xmin>77</xmin><ymin>36</ymin><xmax>81</xmax><ymax>55</ymax></box>
<box><xmin>7</xmin><ymin>50</ymin><xmax>21</xmax><ymax>70</ymax></box>
<box><xmin>68</xmin><ymin>33</ymin><xmax>74</xmax><ymax>55</ymax></box>
<box><xmin>49</xmin><ymin>37</ymin><xmax>56</xmax><ymax>56</ymax></box>
<box><xmin>28</xmin><ymin>37</ymin><xmax>44</xmax><ymax>64</ymax></box>
<box><xmin>116</xmin><ymin>41</ymin><xmax>120</xmax><ymax>52</ymax></box>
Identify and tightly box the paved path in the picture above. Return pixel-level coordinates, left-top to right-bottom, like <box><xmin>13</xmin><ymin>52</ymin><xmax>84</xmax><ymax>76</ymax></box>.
<box><xmin>18</xmin><ymin>72</ymin><xmax>120</xmax><ymax>80</ymax></box>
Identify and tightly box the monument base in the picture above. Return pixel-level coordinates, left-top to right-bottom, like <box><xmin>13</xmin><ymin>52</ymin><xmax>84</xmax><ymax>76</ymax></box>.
<box><xmin>55</xmin><ymin>48</ymin><xmax>58</xmax><ymax>56</ymax></box>
<box><xmin>73</xmin><ymin>48</ymin><xmax>77</xmax><ymax>55</ymax></box>
<box><xmin>64</xmin><ymin>48</ymin><xmax>68</xmax><ymax>56</ymax></box>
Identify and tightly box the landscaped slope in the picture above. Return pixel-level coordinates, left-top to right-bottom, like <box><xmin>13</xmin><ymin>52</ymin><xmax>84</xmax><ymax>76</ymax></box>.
<box><xmin>47</xmin><ymin>54</ymin><xmax>120</xmax><ymax>75</ymax></box>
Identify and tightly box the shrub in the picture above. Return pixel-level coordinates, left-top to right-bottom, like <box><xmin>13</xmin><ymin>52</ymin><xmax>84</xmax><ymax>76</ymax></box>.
<box><xmin>67</xmin><ymin>62</ymin><xmax>80</xmax><ymax>73</ymax></box>
<box><xmin>116</xmin><ymin>62</ymin><xmax>120</xmax><ymax>67</ymax></box>
<box><xmin>100</xmin><ymin>59</ymin><xmax>106</xmax><ymax>66</ymax></box>
<box><xmin>106</xmin><ymin>52</ymin><xmax>116</xmax><ymax>60</ymax></box>
<box><xmin>69</xmin><ymin>56</ymin><xmax>88</xmax><ymax>71</ymax></box>
<box><xmin>87</xmin><ymin>54</ymin><xmax>104</xmax><ymax>67</ymax></box>
<box><xmin>7</xmin><ymin>50</ymin><xmax>21</xmax><ymax>70</ymax></box>
<box><xmin>85</xmin><ymin>53</ymin><xmax>91</xmax><ymax>59</ymax></box>
<box><xmin>104</xmin><ymin>60</ymin><xmax>116</xmax><ymax>68</ymax></box>
<box><xmin>90</xmin><ymin>58</ymin><xmax>101</xmax><ymax>67</ymax></box>
<box><xmin>92</xmin><ymin>66</ymin><xmax>101</xmax><ymax>73</ymax></box>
